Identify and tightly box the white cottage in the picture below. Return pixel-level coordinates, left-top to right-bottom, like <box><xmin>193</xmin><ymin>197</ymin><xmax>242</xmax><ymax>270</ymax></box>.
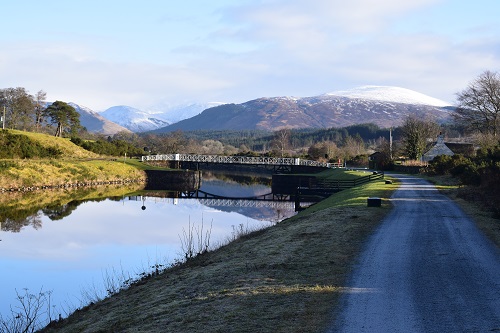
<box><xmin>422</xmin><ymin>134</ymin><xmax>455</xmax><ymax>162</ymax></box>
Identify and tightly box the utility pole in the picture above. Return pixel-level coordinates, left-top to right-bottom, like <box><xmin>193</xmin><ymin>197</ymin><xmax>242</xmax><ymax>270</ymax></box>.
<box><xmin>389</xmin><ymin>127</ymin><xmax>393</xmax><ymax>160</ymax></box>
<box><xmin>1</xmin><ymin>106</ymin><xmax>5</xmax><ymax>130</ymax></box>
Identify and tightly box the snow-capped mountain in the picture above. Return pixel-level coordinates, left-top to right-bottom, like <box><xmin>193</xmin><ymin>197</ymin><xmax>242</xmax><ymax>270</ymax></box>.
<box><xmin>100</xmin><ymin>106</ymin><xmax>170</xmax><ymax>133</ymax></box>
<box><xmin>146</xmin><ymin>102</ymin><xmax>225</xmax><ymax>124</ymax></box>
<box><xmin>326</xmin><ymin>86</ymin><xmax>451</xmax><ymax>107</ymax></box>
<box><xmin>154</xmin><ymin>86</ymin><xmax>454</xmax><ymax>133</ymax></box>
<box><xmin>67</xmin><ymin>103</ymin><xmax>131</xmax><ymax>135</ymax></box>
<box><xmin>100</xmin><ymin>102</ymin><xmax>225</xmax><ymax>132</ymax></box>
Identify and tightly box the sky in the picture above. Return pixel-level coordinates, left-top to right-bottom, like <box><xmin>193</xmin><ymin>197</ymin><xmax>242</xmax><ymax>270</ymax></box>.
<box><xmin>1</xmin><ymin>0</ymin><xmax>499</xmax><ymax>111</ymax></box>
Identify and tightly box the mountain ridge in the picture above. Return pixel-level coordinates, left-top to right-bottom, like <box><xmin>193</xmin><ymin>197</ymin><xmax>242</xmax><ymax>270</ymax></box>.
<box><xmin>325</xmin><ymin>85</ymin><xmax>451</xmax><ymax>107</ymax></box>
<box><xmin>151</xmin><ymin>86</ymin><xmax>454</xmax><ymax>133</ymax></box>
<box><xmin>99</xmin><ymin>102</ymin><xmax>224</xmax><ymax>132</ymax></box>
<box><xmin>63</xmin><ymin>86</ymin><xmax>454</xmax><ymax>134</ymax></box>
<box><xmin>99</xmin><ymin>105</ymin><xmax>170</xmax><ymax>133</ymax></box>
<box><xmin>67</xmin><ymin>103</ymin><xmax>131</xmax><ymax>135</ymax></box>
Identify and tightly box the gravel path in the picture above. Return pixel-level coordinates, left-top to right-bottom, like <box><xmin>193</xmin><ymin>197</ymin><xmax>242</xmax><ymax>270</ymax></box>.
<box><xmin>330</xmin><ymin>175</ymin><xmax>500</xmax><ymax>333</ymax></box>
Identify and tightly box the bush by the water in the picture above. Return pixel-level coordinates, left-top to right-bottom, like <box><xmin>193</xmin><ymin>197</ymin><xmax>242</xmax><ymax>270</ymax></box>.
<box><xmin>0</xmin><ymin>130</ymin><xmax>62</xmax><ymax>159</ymax></box>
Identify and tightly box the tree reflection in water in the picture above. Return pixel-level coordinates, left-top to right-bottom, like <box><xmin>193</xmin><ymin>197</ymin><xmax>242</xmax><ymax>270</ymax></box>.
<box><xmin>0</xmin><ymin>172</ymin><xmax>298</xmax><ymax>322</ymax></box>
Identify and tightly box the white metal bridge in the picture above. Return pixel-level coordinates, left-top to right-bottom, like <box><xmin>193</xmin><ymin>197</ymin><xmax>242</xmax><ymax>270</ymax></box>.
<box><xmin>142</xmin><ymin>154</ymin><xmax>343</xmax><ymax>168</ymax></box>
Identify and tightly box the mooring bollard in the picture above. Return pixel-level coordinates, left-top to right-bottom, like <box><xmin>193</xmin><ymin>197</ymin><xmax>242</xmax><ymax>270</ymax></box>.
<box><xmin>367</xmin><ymin>197</ymin><xmax>382</xmax><ymax>207</ymax></box>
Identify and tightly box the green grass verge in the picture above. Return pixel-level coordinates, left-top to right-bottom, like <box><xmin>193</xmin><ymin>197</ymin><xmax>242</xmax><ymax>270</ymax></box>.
<box><xmin>302</xmin><ymin>175</ymin><xmax>396</xmax><ymax>215</ymax></box>
<box><xmin>315</xmin><ymin>168</ymin><xmax>376</xmax><ymax>180</ymax></box>
<box><xmin>0</xmin><ymin>130</ymin><xmax>150</xmax><ymax>188</ymax></box>
<box><xmin>124</xmin><ymin>158</ymin><xmax>174</xmax><ymax>171</ymax></box>
<box><xmin>296</xmin><ymin>168</ymin><xmax>369</xmax><ymax>180</ymax></box>
<box><xmin>0</xmin><ymin>159</ymin><xmax>146</xmax><ymax>189</ymax></box>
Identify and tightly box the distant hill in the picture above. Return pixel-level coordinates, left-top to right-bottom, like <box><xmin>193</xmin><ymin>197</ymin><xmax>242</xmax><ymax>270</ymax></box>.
<box><xmin>152</xmin><ymin>86</ymin><xmax>454</xmax><ymax>133</ymax></box>
<box><xmin>68</xmin><ymin>103</ymin><xmax>131</xmax><ymax>135</ymax></box>
<box><xmin>99</xmin><ymin>105</ymin><xmax>170</xmax><ymax>133</ymax></box>
<box><xmin>100</xmin><ymin>102</ymin><xmax>224</xmax><ymax>132</ymax></box>
<box><xmin>325</xmin><ymin>86</ymin><xmax>451</xmax><ymax>107</ymax></box>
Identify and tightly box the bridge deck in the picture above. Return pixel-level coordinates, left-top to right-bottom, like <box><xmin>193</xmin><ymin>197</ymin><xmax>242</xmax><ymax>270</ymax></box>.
<box><xmin>142</xmin><ymin>154</ymin><xmax>343</xmax><ymax>168</ymax></box>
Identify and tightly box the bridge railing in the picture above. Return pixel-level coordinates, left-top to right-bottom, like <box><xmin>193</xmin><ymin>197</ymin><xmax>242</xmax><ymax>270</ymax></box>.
<box><xmin>142</xmin><ymin>154</ymin><xmax>343</xmax><ymax>168</ymax></box>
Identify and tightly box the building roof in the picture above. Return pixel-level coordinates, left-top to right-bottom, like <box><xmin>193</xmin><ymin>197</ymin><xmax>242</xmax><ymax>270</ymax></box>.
<box><xmin>422</xmin><ymin>135</ymin><xmax>475</xmax><ymax>162</ymax></box>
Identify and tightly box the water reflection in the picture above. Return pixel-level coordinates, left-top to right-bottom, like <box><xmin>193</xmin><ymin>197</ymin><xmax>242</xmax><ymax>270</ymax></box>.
<box><xmin>0</xmin><ymin>171</ymin><xmax>300</xmax><ymax>321</ymax></box>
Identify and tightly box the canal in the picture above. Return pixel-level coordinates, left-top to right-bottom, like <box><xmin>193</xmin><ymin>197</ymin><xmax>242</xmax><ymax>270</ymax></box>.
<box><xmin>0</xmin><ymin>170</ymin><xmax>303</xmax><ymax>323</ymax></box>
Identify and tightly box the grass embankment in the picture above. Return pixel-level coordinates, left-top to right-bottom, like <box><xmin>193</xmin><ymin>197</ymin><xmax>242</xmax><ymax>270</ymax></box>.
<box><xmin>4</xmin><ymin>130</ymin><xmax>99</xmax><ymax>159</ymax></box>
<box><xmin>0</xmin><ymin>130</ymin><xmax>147</xmax><ymax>189</ymax></box>
<box><xmin>312</xmin><ymin>168</ymin><xmax>376</xmax><ymax>180</ymax></box>
<box><xmin>42</xmin><ymin>174</ymin><xmax>398</xmax><ymax>333</ymax></box>
<box><xmin>0</xmin><ymin>159</ymin><xmax>146</xmax><ymax>189</ymax></box>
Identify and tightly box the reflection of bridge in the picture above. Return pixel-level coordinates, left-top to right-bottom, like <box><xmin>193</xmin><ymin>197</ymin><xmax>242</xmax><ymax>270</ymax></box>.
<box><xmin>180</xmin><ymin>190</ymin><xmax>313</xmax><ymax>209</ymax></box>
<box><xmin>128</xmin><ymin>189</ymin><xmax>316</xmax><ymax>210</ymax></box>
<box><xmin>142</xmin><ymin>154</ymin><xmax>343</xmax><ymax>172</ymax></box>
<box><xmin>185</xmin><ymin>198</ymin><xmax>299</xmax><ymax>210</ymax></box>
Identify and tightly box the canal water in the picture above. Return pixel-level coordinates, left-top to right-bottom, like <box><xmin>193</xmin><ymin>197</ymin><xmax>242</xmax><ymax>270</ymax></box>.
<box><xmin>0</xmin><ymin>171</ymin><xmax>298</xmax><ymax>323</ymax></box>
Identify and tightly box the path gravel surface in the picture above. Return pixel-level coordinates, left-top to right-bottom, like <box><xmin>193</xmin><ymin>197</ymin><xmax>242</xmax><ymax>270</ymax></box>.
<box><xmin>330</xmin><ymin>175</ymin><xmax>500</xmax><ymax>333</ymax></box>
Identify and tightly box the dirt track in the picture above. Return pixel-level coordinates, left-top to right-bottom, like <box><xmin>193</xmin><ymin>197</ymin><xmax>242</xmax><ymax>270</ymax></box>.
<box><xmin>331</xmin><ymin>175</ymin><xmax>500</xmax><ymax>332</ymax></box>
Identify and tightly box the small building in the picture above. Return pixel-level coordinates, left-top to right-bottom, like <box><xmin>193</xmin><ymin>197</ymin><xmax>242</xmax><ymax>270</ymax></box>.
<box><xmin>422</xmin><ymin>135</ymin><xmax>475</xmax><ymax>162</ymax></box>
<box><xmin>369</xmin><ymin>152</ymin><xmax>384</xmax><ymax>169</ymax></box>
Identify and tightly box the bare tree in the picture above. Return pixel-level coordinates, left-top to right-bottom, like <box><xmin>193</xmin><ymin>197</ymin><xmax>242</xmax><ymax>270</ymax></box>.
<box><xmin>401</xmin><ymin>115</ymin><xmax>440</xmax><ymax>160</ymax></box>
<box><xmin>200</xmin><ymin>139</ymin><xmax>224</xmax><ymax>154</ymax></box>
<box><xmin>271</xmin><ymin>128</ymin><xmax>291</xmax><ymax>157</ymax></box>
<box><xmin>308</xmin><ymin>141</ymin><xmax>339</xmax><ymax>161</ymax></box>
<box><xmin>454</xmin><ymin>70</ymin><xmax>500</xmax><ymax>137</ymax></box>
<box><xmin>34</xmin><ymin>90</ymin><xmax>47</xmax><ymax>131</ymax></box>
<box><xmin>340</xmin><ymin>135</ymin><xmax>365</xmax><ymax>161</ymax></box>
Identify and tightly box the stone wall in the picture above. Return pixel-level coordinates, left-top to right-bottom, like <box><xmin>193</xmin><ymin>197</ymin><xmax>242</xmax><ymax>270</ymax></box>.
<box><xmin>144</xmin><ymin>170</ymin><xmax>201</xmax><ymax>191</ymax></box>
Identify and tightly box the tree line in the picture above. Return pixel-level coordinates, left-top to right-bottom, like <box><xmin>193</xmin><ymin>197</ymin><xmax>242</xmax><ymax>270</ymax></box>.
<box><xmin>0</xmin><ymin>88</ymin><xmax>81</xmax><ymax>137</ymax></box>
<box><xmin>1</xmin><ymin>70</ymin><xmax>499</xmax><ymax>164</ymax></box>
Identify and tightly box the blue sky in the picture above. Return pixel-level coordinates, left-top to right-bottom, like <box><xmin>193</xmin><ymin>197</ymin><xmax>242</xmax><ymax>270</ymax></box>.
<box><xmin>1</xmin><ymin>0</ymin><xmax>499</xmax><ymax>111</ymax></box>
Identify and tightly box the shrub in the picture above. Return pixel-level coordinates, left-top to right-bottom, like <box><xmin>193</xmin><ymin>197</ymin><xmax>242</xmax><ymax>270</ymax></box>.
<box><xmin>0</xmin><ymin>160</ymin><xmax>19</xmax><ymax>170</ymax></box>
<box><xmin>71</xmin><ymin>137</ymin><xmax>145</xmax><ymax>156</ymax></box>
<box><xmin>0</xmin><ymin>131</ymin><xmax>62</xmax><ymax>159</ymax></box>
<box><xmin>70</xmin><ymin>136</ymin><xmax>83</xmax><ymax>146</ymax></box>
<box><xmin>428</xmin><ymin>155</ymin><xmax>452</xmax><ymax>175</ymax></box>
<box><xmin>456</xmin><ymin>163</ymin><xmax>481</xmax><ymax>185</ymax></box>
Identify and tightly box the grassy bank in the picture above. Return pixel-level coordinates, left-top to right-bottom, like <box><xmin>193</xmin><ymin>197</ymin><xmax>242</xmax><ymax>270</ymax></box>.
<box><xmin>41</xmin><ymin>177</ymin><xmax>397</xmax><ymax>333</ymax></box>
<box><xmin>0</xmin><ymin>159</ymin><xmax>146</xmax><ymax>190</ymax></box>
<box><xmin>2</xmin><ymin>130</ymin><xmax>98</xmax><ymax>159</ymax></box>
<box><xmin>0</xmin><ymin>130</ymin><xmax>148</xmax><ymax>189</ymax></box>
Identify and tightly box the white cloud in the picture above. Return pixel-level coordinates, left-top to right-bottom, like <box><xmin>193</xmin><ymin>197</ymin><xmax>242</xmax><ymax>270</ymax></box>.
<box><xmin>0</xmin><ymin>0</ymin><xmax>499</xmax><ymax>110</ymax></box>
